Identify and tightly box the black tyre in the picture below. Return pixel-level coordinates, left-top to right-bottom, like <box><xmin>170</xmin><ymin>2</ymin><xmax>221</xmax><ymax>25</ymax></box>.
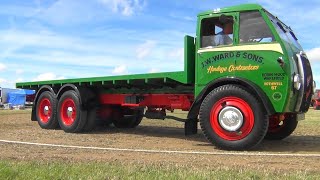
<box><xmin>265</xmin><ymin>114</ymin><xmax>298</xmax><ymax>140</ymax></box>
<box><xmin>57</xmin><ymin>90</ymin><xmax>87</xmax><ymax>133</ymax></box>
<box><xmin>199</xmin><ymin>85</ymin><xmax>268</xmax><ymax>150</ymax></box>
<box><xmin>83</xmin><ymin>108</ymin><xmax>97</xmax><ymax>132</ymax></box>
<box><xmin>95</xmin><ymin>107</ymin><xmax>114</xmax><ymax>127</ymax></box>
<box><xmin>131</xmin><ymin>109</ymin><xmax>144</xmax><ymax>127</ymax></box>
<box><xmin>112</xmin><ymin>108</ymin><xmax>144</xmax><ymax>128</ymax></box>
<box><xmin>83</xmin><ymin>108</ymin><xmax>115</xmax><ymax>132</ymax></box>
<box><xmin>36</xmin><ymin>91</ymin><xmax>59</xmax><ymax>129</ymax></box>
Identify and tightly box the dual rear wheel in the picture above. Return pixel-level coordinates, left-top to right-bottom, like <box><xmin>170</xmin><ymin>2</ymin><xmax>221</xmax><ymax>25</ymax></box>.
<box><xmin>36</xmin><ymin>91</ymin><xmax>59</xmax><ymax>129</ymax></box>
<box><xmin>35</xmin><ymin>90</ymin><xmax>143</xmax><ymax>133</ymax></box>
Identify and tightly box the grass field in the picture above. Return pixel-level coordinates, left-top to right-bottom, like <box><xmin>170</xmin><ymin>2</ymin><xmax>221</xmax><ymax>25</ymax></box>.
<box><xmin>0</xmin><ymin>160</ymin><xmax>319</xmax><ymax>180</ymax></box>
<box><xmin>0</xmin><ymin>108</ymin><xmax>319</xmax><ymax>179</ymax></box>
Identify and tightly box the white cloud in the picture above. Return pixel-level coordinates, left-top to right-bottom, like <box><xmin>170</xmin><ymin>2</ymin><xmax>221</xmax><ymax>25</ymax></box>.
<box><xmin>112</xmin><ymin>65</ymin><xmax>128</xmax><ymax>75</ymax></box>
<box><xmin>0</xmin><ymin>78</ymin><xmax>12</xmax><ymax>88</ymax></box>
<box><xmin>168</xmin><ymin>48</ymin><xmax>184</xmax><ymax>61</ymax></box>
<box><xmin>313</xmin><ymin>74</ymin><xmax>320</xmax><ymax>89</ymax></box>
<box><xmin>33</xmin><ymin>73</ymin><xmax>65</xmax><ymax>81</ymax></box>
<box><xmin>99</xmin><ymin>0</ymin><xmax>146</xmax><ymax>16</ymax></box>
<box><xmin>0</xmin><ymin>78</ymin><xmax>15</xmax><ymax>88</ymax></box>
<box><xmin>0</xmin><ymin>78</ymin><xmax>23</xmax><ymax>88</ymax></box>
<box><xmin>0</xmin><ymin>63</ymin><xmax>7</xmax><ymax>72</ymax></box>
<box><xmin>169</xmin><ymin>13</ymin><xmax>195</xmax><ymax>22</ymax></box>
<box><xmin>0</xmin><ymin>19</ymin><xmax>187</xmax><ymax>83</ymax></box>
<box><xmin>136</xmin><ymin>40</ymin><xmax>156</xmax><ymax>59</ymax></box>
<box><xmin>148</xmin><ymin>68</ymin><xmax>159</xmax><ymax>73</ymax></box>
<box><xmin>36</xmin><ymin>0</ymin><xmax>103</xmax><ymax>26</ymax></box>
<box><xmin>306</xmin><ymin>47</ymin><xmax>320</xmax><ymax>62</ymax></box>
<box><xmin>0</xmin><ymin>0</ymin><xmax>146</xmax><ymax>26</ymax></box>
<box><xmin>0</xmin><ymin>30</ymin><xmax>87</xmax><ymax>52</ymax></box>
<box><xmin>0</xmin><ymin>78</ymin><xmax>7</xmax><ymax>84</ymax></box>
<box><xmin>15</xmin><ymin>78</ymin><xmax>24</xmax><ymax>83</ymax></box>
<box><xmin>15</xmin><ymin>69</ymin><xmax>24</xmax><ymax>75</ymax></box>
<box><xmin>0</xmin><ymin>29</ymin><xmax>187</xmax><ymax>68</ymax></box>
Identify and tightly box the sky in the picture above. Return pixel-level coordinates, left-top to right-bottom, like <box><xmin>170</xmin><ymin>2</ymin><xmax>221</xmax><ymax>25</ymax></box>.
<box><xmin>0</xmin><ymin>0</ymin><xmax>319</xmax><ymax>89</ymax></box>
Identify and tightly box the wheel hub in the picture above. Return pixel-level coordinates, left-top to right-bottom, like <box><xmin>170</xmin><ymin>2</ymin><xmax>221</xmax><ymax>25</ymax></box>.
<box><xmin>67</xmin><ymin>107</ymin><xmax>73</xmax><ymax>118</ymax></box>
<box><xmin>218</xmin><ymin>106</ymin><xmax>243</xmax><ymax>132</ymax></box>
<box><xmin>43</xmin><ymin>106</ymin><xmax>50</xmax><ymax>116</ymax></box>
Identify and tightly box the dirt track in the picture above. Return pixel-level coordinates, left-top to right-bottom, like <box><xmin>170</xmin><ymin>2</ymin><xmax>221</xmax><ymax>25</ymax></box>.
<box><xmin>1</xmin><ymin>110</ymin><xmax>320</xmax><ymax>172</ymax></box>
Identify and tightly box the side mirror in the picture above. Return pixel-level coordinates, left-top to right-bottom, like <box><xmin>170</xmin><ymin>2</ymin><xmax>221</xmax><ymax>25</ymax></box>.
<box><xmin>219</xmin><ymin>14</ymin><xmax>233</xmax><ymax>24</ymax></box>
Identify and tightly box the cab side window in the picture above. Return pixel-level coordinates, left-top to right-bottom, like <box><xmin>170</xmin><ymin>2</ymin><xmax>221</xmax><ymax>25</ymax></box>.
<box><xmin>239</xmin><ymin>11</ymin><xmax>275</xmax><ymax>44</ymax></box>
<box><xmin>201</xmin><ymin>16</ymin><xmax>234</xmax><ymax>48</ymax></box>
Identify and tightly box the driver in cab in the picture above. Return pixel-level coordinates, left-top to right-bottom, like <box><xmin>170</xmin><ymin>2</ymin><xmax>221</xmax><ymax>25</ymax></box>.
<box><xmin>213</xmin><ymin>22</ymin><xmax>233</xmax><ymax>46</ymax></box>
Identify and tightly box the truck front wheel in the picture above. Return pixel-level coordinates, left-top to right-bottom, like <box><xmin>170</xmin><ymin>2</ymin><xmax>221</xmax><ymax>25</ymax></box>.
<box><xmin>57</xmin><ymin>90</ymin><xmax>87</xmax><ymax>133</ymax></box>
<box><xmin>36</xmin><ymin>91</ymin><xmax>59</xmax><ymax>129</ymax></box>
<box><xmin>199</xmin><ymin>85</ymin><xmax>268</xmax><ymax>150</ymax></box>
<box><xmin>265</xmin><ymin>114</ymin><xmax>298</xmax><ymax>140</ymax></box>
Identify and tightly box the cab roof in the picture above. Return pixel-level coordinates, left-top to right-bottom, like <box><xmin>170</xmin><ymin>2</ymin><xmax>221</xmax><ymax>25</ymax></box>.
<box><xmin>198</xmin><ymin>4</ymin><xmax>263</xmax><ymax>17</ymax></box>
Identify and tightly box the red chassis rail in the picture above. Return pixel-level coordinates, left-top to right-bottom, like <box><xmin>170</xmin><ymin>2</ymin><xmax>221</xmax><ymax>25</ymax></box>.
<box><xmin>100</xmin><ymin>94</ymin><xmax>194</xmax><ymax>111</ymax></box>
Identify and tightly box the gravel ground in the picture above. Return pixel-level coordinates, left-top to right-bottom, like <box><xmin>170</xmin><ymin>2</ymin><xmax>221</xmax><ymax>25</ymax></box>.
<box><xmin>0</xmin><ymin>110</ymin><xmax>320</xmax><ymax>172</ymax></box>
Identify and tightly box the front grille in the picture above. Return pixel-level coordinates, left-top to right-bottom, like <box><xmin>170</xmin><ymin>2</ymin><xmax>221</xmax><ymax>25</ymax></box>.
<box><xmin>296</xmin><ymin>52</ymin><xmax>313</xmax><ymax>112</ymax></box>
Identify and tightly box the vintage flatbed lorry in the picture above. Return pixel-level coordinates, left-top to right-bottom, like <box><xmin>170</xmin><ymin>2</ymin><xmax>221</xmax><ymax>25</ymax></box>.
<box><xmin>17</xmin><ymin>4</ymin><xmax>315</xmax><ymax>150</ymax></box>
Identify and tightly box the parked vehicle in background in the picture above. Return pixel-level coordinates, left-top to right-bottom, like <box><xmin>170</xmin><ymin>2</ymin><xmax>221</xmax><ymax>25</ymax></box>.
<box><xmin>0</xmin><ymin>88</ymin><xmax>17</xmax><ymax>106</ymax></box>
<box><xmin>0</xmin><ymin>87</ymin><xmax>35</xmax><ymax>108</ymax></box>
<box><xmin>312</xmin><ymin>89</ymin><xmax>320</xmax><ymax>110</ymax></box>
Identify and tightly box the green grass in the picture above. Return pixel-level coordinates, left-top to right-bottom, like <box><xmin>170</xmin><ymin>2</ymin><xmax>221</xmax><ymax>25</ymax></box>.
<box><xmin>305</xmin><ymin>108</ymin><xmax>320</xmax><ymax>122</ymax></box>
<box><xmin>0</xmin><ymin>160</ymin><xmax>319</xmax><ymax>180</ymax></box>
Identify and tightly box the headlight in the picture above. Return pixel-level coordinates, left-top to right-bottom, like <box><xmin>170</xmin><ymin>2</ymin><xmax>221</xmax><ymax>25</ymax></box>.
<box><xmin>293</xmin><ymin>74</ymin><xmax>301</xmax><ymax>90</ymax></box>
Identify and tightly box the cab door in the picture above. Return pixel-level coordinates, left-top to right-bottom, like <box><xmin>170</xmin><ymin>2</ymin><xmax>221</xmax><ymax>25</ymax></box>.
<box><xmin>195</xmin><ymin>12</ymin><xmax>239</xmax><ymax>96</ymax></box>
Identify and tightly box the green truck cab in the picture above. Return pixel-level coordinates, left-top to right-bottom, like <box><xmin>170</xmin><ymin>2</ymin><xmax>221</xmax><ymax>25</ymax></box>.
<box><xmin>17</xmin><ymin>4</ymin><xmax>315</xmax><ymax>150</ymax></box>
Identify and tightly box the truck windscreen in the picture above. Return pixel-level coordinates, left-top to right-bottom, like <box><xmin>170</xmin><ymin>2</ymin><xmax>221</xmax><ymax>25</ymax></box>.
<box><xmin>266</xmin><ymin>11</ymin><xmax>303</xmax><ymax>51</ymax></box>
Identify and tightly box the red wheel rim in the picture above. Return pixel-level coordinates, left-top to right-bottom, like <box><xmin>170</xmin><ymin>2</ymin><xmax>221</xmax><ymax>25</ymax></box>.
<box><xmin>60</xmin><ymin>98</ymin><xmax>77</xmax><ymax>126</ymax></box>
<box><xmin>210</xmin><ymin>97</ymin><xmax>254</xmax><ymax>141</ymax></box>
<box><xmin>38</xmin><ymin>98</ymin><xmax>52</xmax><ymax>123</ymax></box>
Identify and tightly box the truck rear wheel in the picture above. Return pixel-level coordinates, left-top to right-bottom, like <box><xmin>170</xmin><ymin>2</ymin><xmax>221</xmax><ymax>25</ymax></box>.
<box><xmin>83</xmin><ymin>108</ymin><xmax>97</xmax><ymax>132</ymax></box>
<box><xmin>57</xmin><ymin>90</ymin><xmax>87</xmax><ymax>133</ymax></box>
<box><xmin>36</xmin><ymin>91</ymin><xmax>59</xmax><ymax>129</ymax></box>
<box><xmin>199</xmin><ymin>85</ymin><xmax>268</xmax><ymax>150</ymax></box>
<box><xmin>112</xmin><ymin>108</ymin><xmax>144</xmax><ymax>128</ymax></box>
<box><xmin>265</xmin><ymin>114</ymin><xmax>298</xmax><ymax>140</ymax></box>
<box><xmin>83</xmin><ymin>107</ymin><xmax>116</xmax><ymax>131</ymax></box>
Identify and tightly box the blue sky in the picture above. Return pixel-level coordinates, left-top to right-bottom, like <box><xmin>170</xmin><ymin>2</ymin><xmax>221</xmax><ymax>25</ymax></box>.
<box><xmin>0</xmin><ymin>0</ymin><xmax>319</xmax><ymax>88</ymax></box>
